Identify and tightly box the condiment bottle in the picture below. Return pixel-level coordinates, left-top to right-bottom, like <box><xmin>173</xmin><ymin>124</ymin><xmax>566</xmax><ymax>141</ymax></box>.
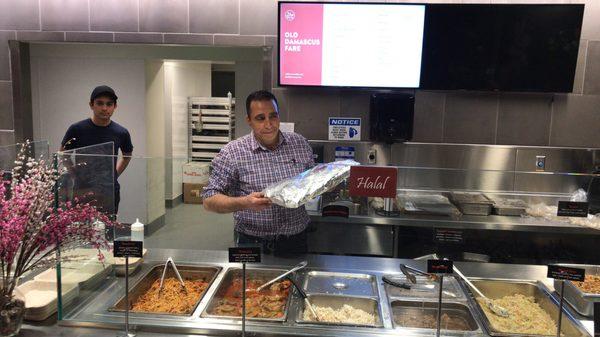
<box><xmin>131</xmin><ymin>218</ymin><xmax>144</xmax><ymax>243</ymax></box>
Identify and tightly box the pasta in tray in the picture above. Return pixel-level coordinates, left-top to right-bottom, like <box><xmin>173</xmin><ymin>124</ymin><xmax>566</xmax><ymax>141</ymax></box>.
<box><xmin>131</xmin><ymin>277</ymin><xmax>209</xmax><ymax>314</ymax></box>
<box><xmin>477</xmin><ymin>294</ymin><xmax>557</xmax><ymax>335</ymax></box>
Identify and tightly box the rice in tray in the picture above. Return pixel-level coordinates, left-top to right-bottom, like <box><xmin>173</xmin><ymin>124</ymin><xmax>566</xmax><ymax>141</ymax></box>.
<box><xmin>303</xmin><ymin>304</ymin><xmax>376</xmax><ymax>326</ymax></box>
<box><xmin>477</xmin><ymin>294</ymin><xmax>557</xmax><ymax>335</ymax></box>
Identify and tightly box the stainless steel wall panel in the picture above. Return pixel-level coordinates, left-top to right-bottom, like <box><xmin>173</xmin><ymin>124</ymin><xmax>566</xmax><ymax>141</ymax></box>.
<box><xmin>310</xmin><ymin>141</ymin><xmax>599</xmax><ymax>194</ymax></box>
<box><xmin>400</xmin><ymin>169</ymin><xmax>515</xmax><ymax>192</ymax></box>
<box><xmin>515</xmin><ymin>148</ymin><xmax>595</xmax><ymax>173</ymax></box>
<box><xmin>308</xmin><ymin>140</ymin><xmax>391</xmax><ymax>166</ymax></box>
<box><xmin>514</xmin><ymin>174</ymin><xmax>592</xmax><ymax>194</ymax></box>
<box><xmin>391</xmin><ymin>143</ymin><xmax>517</xmax><ymax>171</ymax></box>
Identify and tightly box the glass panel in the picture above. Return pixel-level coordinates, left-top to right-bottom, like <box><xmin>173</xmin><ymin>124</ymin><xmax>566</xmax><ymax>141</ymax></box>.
<box><xmin>55</xmin><ymin>144</ymin><xmax>116</xmax><ymax>320</ymax></box>
<box><xmin>49</xmin><ymin>152</ymin><xmax>599</xmax><ymax>336</ymax></box>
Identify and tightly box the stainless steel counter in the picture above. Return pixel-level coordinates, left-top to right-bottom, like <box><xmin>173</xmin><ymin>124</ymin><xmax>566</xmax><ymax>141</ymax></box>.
<box><xmin>309</xmin><ymin>212</ymin><xmax>600</xmax><ymax>235</ymax></box>
<box><xmin>19</xmin><ymin>249</ymin><xmax>595</xmax><ymax>337</ymax></box>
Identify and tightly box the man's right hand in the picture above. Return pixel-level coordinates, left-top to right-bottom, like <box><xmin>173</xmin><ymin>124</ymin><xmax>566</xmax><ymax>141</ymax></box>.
<box><xmin>243</xmin><ymin>192</ymin><xmax>272</xmax><ymax>211</ymax></box>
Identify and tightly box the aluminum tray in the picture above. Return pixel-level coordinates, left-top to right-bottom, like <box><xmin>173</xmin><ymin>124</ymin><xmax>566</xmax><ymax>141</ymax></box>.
<box><xmin>296</xmin><ymin>294</ymin><xmax>383</xmax><ymax>328</ymax></box>
<box><xmin>304</xmin><ymin>271</ymin><xmax>377</xmax><ymax>297</ymax></box>
<box><xmin>450</xmin><ymin>192</ymin><xmax>493</xmax><ymax>216</ymax></box>
<box><xmin>464</xmin><ymin>279</ymin><xmax>590</xmax><ymax>337</ymax></box>
<box><xmin>109</xmin><ymin>265</ymin><xmax>221</xmax><ymax>316</ymax></box>
<box><xmin>202</xmin><ymin>268</ymin><xmax>292</xmax><ymax>322</ymax></box>
<box><xmin>554</xmin><ymin>265</ymin><xmax>600</xmax><ymax>317</ymax></box>
<box><xmin>492</xmin><ymin>199</ymin><xmax>527</xmax><ymax>216</ymax></box>
<box><xmin>384</xmin><ymin>275</ymin><xmax>464</xmax><ymax>300</ymax></box>
<box><xmin>391</xmin><ymin>300</ymin><xmax>479</xmax><ymax>331</ymax></box>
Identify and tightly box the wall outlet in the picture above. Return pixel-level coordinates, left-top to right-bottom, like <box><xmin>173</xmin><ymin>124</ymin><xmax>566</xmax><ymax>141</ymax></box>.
<box><xmin>536</xmin><ymin>155</ymin><xmax>546</xmax><ymax>171</ymax></box>
<box><xmin>368</xmin><ymin>149</ymin><xmax>377</xmax><ymax>164</ymax></box>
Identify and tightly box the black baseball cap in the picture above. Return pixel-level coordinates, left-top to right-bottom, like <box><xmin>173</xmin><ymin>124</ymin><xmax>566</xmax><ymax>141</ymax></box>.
<box><xmin>90</xmin><ymin>85</ymin><xmax>118</xmax><ymax>102</ymax></box>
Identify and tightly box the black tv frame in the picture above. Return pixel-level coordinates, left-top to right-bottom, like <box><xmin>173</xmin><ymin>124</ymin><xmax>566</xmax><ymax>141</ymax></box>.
<box><xmin>277</xmin><ymin>1</ymin><xmax>427</xmax><ymax>90</ymax></box>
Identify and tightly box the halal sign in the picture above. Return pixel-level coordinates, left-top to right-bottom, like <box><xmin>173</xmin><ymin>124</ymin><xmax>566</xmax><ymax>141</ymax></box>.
<box><xmin>348</xmin><ymin>166</ymin><xmax>397</xmax><ymax>198</ymax></box>
<box><xmin>285</xmin><ymin>10</ymin><xmax>295</xmax><ymax>21</ymax></box>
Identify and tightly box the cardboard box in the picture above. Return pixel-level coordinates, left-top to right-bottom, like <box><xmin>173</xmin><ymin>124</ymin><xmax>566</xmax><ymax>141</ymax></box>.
<box><xmin>183</xmin><ymin>162</ymin><xmax>210</xmax><ymax>184</ymax></box>
<box><xmin>183</xmin><ymin>183</ymin><xmax>206</xmax><ymax>204</ymax></box>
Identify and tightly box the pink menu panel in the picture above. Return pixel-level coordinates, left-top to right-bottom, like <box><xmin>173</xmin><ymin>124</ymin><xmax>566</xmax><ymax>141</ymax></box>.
<box><xmin>279</xmin><ymin>3</ymin><xmax>323</xmax><ymax>85</ymax></box>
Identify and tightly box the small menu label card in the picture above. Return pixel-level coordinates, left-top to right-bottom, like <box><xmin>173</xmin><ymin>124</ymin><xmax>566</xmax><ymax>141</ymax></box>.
<box><xmin>114</xmin><ymin>240</ymin><xmax>143</xmax><ymax>258</ymax></box>
<box><xmin>322</xmin><ymin>205</ymin><xmax>350</xmax><ymax>218</ymax></box>
<box><xmin>547</xmin><ymin>265</ymin><xmax>585</xmax><ymax>282</ymax></box>
<box><xmin>434</xmin><ymin>228</ymin><xmax>464</xmax><ymax>244</ymax></box>
<box><xmin>229</xmin><ymin>247</ymin><xmax>261</xmax><ymax>263</ymax></box>
<box><xmin>557</xmin><ymin>201</ymin><xmax>589</xmax><ymax>217</ymax></box>
<box><xmin>427</xmin><ymin>259</ymin><xmax>454</xmax><ymax>274</ymax></box>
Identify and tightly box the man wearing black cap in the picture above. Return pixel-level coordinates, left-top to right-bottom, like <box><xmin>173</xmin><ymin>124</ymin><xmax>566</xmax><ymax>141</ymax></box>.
<box><xmin>61</xmin><ymin>85</ymin><xmax>133</xmax><ymax>213</ymax></box>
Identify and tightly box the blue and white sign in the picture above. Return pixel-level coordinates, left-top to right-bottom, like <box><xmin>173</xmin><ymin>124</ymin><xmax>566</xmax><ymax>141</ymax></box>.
<box><xmin>328</xmin><ymin>118</ymin><xmax>361</xmax><ymax>141</ymax></box>
<box><xmin>335</xmin><ymin>146</ymin><xmax>355</xmax><ymax>161</ymax></box>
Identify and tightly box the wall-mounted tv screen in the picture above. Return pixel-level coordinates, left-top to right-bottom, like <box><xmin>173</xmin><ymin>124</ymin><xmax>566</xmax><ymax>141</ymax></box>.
<box><xmin>420</xmin><ymin>4</ymin><xmax>584</xmax><ymax>92</ymax></box>
<box><xmin>278</xmin><ymin>2</ymin><xmax>426</xmax><ymax>88</ymax></box>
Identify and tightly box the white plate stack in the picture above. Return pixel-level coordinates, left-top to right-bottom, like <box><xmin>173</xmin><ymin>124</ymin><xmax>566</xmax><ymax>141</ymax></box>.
<box><xmin>17</xmin><ymin>280</ymin><xmax>79</xmax><ymax>321</ymax></box>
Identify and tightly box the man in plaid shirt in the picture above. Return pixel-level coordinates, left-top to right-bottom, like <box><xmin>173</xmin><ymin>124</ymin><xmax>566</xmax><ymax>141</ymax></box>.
<box><xmin>202</xmin><ymin>90</ymin><xmax>314</xmax><ymax>256</ymax></box>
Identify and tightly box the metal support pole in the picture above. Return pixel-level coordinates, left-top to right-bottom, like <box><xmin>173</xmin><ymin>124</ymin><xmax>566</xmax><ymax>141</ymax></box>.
<box><xmin>119</xmin><ymin>257</ymin><xmax>135</xmax><ymax>337</ymax></box>
<box><xmin>557</xmin><ymin>281</ymin><xmax>565</xmax><ymax>337</ymax></box>
<box><xmin>436</xmin><ymin>275</ymin><xmax>444</xmax><ymax>337</ymax></box>
<box><xmin>242</xmin><ymin>263</ymin><xmax>246</xmax><ymax>337</ymax></box>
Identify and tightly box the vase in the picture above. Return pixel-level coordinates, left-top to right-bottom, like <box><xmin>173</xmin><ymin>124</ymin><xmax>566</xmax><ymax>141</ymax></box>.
<box><xmin>0</xmin><ymin>281</ymin><xmax>25</xmax><ymax>337</ymax></box>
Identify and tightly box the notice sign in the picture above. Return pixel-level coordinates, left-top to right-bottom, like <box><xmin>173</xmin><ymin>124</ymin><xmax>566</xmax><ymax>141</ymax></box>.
<box><xmin>229</xmin><ymin>247</ymin><xmax>261</xmax><ymax>263</ymax></box>
<box><xmin>328</xmin><ymin>118</ymin><xmax>361</xmax><ymax>141</ymax></box>
<box><xmin>557</xmin><ymin>201</ymin><xmax>589</xmax><ymax>217</ymax></box>
<box><xmin>427</xmin><ymin>259</ymin><xmax>454</xmax><ymax>274</ymax></box>
<box><xmin>114</xmin><ymin>241</ymin><xmax>143</xmax><ymax>258</ymax></box>
<box><xmin>335</xmin><ymin>146</ymin><xmax>355</xmax><ymax>161</ymax></box>
<box><xmin>348</xmin><ymin>166</ymin><xmax>397</xmax><ymax>198</ymax></box>
<box><xmin>547</xmin><ymin>265</ymin><xmax>585</xmax><ymax>282</ymax></box>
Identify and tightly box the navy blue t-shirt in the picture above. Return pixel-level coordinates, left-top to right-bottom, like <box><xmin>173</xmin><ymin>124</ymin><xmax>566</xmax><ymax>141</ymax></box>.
<box><xmin>61</xmin><ymin>118</ymin><xmax>133</xmax><ymax>155</ymax></box>
<box><xmin>61</xmin><ymin>118</ymin><xmax>133</xmax><ymax>187</ymax></box>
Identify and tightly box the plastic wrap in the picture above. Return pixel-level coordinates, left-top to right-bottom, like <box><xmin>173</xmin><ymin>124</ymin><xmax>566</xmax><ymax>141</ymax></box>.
<box><xmin>526</xmin><ymin>202</ymin><xmax>600</xmax><ymax>230</ymax></box>
<box><xmin>263</xmin><ymin>160</ymin><xmax>359</xmax><ymax>208</ymax></box>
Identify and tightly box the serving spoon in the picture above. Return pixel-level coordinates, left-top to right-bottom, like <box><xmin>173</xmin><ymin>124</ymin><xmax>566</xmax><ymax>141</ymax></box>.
<box><xmin>453</xmin><ymin>267</ymin><xmax>509</xmax><ymax>318</ymax></box>
<box><xmin>286</xmin><ymin>276</ymin><xmax>320</xmax><ymax>322</ymax></box>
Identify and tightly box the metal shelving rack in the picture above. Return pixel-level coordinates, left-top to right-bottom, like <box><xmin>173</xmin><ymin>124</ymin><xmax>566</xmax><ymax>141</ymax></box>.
<box><xmin>188</xmin><ymin>95</ymin><xmax>235</xmax><ymax>162</ymax></box>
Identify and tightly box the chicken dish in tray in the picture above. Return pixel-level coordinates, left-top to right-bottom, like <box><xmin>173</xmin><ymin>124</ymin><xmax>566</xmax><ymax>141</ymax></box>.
<box><xmin>210</xmin><ymin>277</ymin><xmax>292</xmax><ymax>319</ymax></box>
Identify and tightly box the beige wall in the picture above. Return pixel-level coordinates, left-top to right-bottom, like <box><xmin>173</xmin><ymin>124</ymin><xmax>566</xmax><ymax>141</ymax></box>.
<box><xmin>164</xmin><ymin>61</ymin><xmax>211</xmax><ymax>199</ymax></box>
<box><xmin>1</xmin><ymin>0</ymin><xmax>600</xmax><ymax>148</ymax></box>
<box><xmin>145</xmin><ymin>60</ymin><xmax>165</xmax><ymax>224</ymax></box>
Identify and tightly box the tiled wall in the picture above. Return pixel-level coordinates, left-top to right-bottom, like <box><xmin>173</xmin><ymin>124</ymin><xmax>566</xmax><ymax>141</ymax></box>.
<box><xmin>1</xmin><ymin>0</ymin><xmax>599</xmax><ymax>147</ymax></box>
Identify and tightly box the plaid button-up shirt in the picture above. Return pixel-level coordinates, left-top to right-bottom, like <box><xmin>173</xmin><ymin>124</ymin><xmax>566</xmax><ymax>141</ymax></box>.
<box><xmin>202</xmin><ymin>131</ymin><xmax>314</xmax><ymax>237</ymax></box>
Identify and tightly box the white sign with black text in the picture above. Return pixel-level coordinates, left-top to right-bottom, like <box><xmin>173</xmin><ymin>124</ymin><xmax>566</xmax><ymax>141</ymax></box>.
<box><xmin>328</xmin><ymin>117</ymin><xmax>361</xmax><ymax>141</ymax></box>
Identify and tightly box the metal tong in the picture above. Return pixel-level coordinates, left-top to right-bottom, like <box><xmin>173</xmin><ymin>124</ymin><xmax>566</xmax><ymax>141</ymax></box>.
<box><xmin>256</xmin><ymin>261</ymin><xmax>308</xmax><ymax>292</ymax></box>
<box><xmin>453</xmin><ymin>267</ymin><xmax>509</xmax><ymax>318</ymax></box>
<box><xmin>400</xmin><ymin>264</ymin><xmax>439</xmax><ymax>283</ymax></box>
<box><xmin>382</xmin><ymin>276</ymin><xmax>412</xmax><ymax>289</ymax></box>
<box><xmin>158</xmin><ymin>257</ymin><xmax>186</xmax><ymax>297</ymax></box>
<box><xmin>286</xmin><ymin>276</ymin><xmax>320</xmax><ymax>322</ymax></box>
